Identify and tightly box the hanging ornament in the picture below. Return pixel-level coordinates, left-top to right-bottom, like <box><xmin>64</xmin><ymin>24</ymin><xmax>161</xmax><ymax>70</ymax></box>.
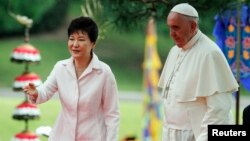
<box><xmin>13</xmin><ymin>72</ymin><xmax>42</xmax><ymax>91</ymax></box>
<box><xmin>11</xmin><ymin>43</ymin><xmax>41</xmax><ymax>64</ymax></box>
<box><xmin>12</xmin><ymin>130</ymin><xmax>40</xmax><ymax>141</ymax></box>
<box><xmin>13</xmin><ymin>100</ymin><xmax>40</xmax><ymax>121</ymax></box>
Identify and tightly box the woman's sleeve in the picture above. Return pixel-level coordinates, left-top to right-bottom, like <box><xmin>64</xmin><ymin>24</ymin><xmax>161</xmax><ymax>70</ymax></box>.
<box><xmin>102</xmin><ymin>69</ymin><xmax>120</xmax><ymax>141</ymax></box>
<box><xmin>35</xmin><ymin>63</ymin><xmax>59</xmax><ymax>104</ymax></box>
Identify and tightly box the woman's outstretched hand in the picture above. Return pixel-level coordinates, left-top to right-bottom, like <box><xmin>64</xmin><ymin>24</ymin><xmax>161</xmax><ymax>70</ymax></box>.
<box><xmin>23</xmin><ymin>83</ymin><xmax>38</xmax><ymax>102</ymax></box>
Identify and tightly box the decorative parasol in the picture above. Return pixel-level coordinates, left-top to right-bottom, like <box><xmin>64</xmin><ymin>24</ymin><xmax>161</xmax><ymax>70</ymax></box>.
<box><xmin>13</xmin><ymin>72</ymin><xmax>42</xmax><ymax>91</ymax></box>
<box><xmin>13</xmin><ymin>100</ymin><xmax>40</xmax><ymax>121</ymax></box>
<box><xmin>12</xmin><ymin>130</ymin><xmax>40</xmax><ymax>141</ymax></box>
<box><xmin>11</xmin><ymin>43</ymin><xmax>41</xmax><ymax>64</ymax></box>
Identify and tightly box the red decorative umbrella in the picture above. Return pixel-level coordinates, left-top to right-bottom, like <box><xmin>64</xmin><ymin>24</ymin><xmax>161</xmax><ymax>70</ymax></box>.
<box><xmin>11</xmin><ymin>43</ymin><xmax>41</xmax><ymax>63</ymax></box>
<box><xmin>12</xmin><ymin>130</ymin><xmax>40</xmax><ymax>141</ymax></box>
<box><xmin>13</xmin><ymin>72</ymin><xmax>42</xmax><ymax>91</ymax></box>
<box><xmin>13</xmin><ymin>100</ymin><xmax>40</xmax><ymax>121</ymax></box>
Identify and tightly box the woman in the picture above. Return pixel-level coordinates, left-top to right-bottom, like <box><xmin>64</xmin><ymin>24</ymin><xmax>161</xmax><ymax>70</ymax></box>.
<box><xmin>23</xmin><ymin>16</ymin><xmax>120</xmax><ymax>141</ymax></box>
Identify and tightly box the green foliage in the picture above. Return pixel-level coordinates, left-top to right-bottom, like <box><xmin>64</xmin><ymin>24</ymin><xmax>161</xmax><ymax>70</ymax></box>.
<box><xmin>102</xmin><ymin>0</ymin><xmax>167</xmax><ymax>32</ymax></box>
<box><xmin>0</xmin><ymin>0</ymin><xmax>69</xmax><ymax>37</ymax></box>
<box><xmin>99</xmin><ymin>0</ymin><xmax>248</xmax><ymax>34</ymax></box>
<box><xmin>32</xmin><ymin>0</ymin><xmax>69</xmax><ymax>33</ymax></box>
<box><xmin>81</xmin><ymin>0</ymin><xmax>111</xmax><ymax>40</ymax></box>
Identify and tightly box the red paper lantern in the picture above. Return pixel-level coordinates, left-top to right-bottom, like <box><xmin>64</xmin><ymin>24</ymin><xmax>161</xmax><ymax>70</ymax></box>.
<box><xmin>13</xmin><ymin>72</ymin><xmax>42</xmax><ymax>91</ymax></box>
<box><xmin>11</xmin><ymin>43</ymin><xmax>41</xmax><ymax>63</ymax></box>
<box><xmin>12</xmin><ymin>130</ymin><xmax>40</xmax><ymax>141</ymax></box>
<box><xmin>13</xmin><ymin>100</ymin><xmax>40</xmax><ymax>120</ymax></box>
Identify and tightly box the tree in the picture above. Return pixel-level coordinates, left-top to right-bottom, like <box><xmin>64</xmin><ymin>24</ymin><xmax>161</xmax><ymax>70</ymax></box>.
<box><xmin>0</xmin><ymin>0</ymin><xmax>69</xmax><ymax>37</ymax></box>
<box><xmin>99</xmin><ymin>0</ymin><xmax>247</xmax><ymax>34</ymax></box>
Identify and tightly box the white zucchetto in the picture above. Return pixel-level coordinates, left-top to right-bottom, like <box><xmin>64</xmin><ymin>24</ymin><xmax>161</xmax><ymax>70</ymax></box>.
<box><xmin>171</xmin><ymin>3</ymin><xmax>199</xmax><ymax>18</ymax></box>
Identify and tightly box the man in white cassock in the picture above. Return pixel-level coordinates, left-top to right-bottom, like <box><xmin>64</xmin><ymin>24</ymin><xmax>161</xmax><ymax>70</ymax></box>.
<box><xmin>158</xmin><ymin>3</ymin><xmax>239</xmax><ymax>141</ymax></box>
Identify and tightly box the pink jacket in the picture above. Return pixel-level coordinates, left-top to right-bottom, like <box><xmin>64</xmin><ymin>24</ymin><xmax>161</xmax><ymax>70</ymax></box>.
<box><xmin>33</xmin><ymin>54</ymin><xmax>120</xmax><ymax>141</ymax></box>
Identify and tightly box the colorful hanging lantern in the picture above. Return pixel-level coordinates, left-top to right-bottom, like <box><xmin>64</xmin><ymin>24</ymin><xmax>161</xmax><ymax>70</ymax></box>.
<box><xmin>13</xmin><ymin>72</ymin><xmax>42</xmax><ymax>91</ymax></box>
<box><xmin>11</xmin><ymin>43</ymin><xmax>41</xmax><ymax>63</ymax></box>
<box><xmin>12</xmin><ymin>130</ymin><xmax>40</xmax><ymax>141</ymax></box>
<box><xmin>13</xmin><ymin>100</ymin><xmax>40</xmax><ymax>120</ymax></box>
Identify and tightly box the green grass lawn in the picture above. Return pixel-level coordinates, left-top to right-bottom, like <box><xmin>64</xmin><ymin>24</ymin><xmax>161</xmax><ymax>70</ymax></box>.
<box><xmin>0</xmin><ymin>97</ymin><xmax>148</xmax><ymax>141</ymax></box>
<box><xmin>0</xmin><ymin>29</ymin><xmax>172</xmax><ymax>91</ymax></box>
<box><xmin>0</xmin><ymin>95</ymin><xmax>247</xmax><ymax>141</ymax></box>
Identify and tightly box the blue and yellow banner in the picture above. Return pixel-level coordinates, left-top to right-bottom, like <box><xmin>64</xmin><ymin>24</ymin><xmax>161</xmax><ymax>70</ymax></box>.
<box><xmin>213</xmin><ymin>4</ymin><xmax>250</xmax><ymax>91</ymax></box>
<box><xmin>142</xmin><ymin>17</ymin><xmax>162</xmax><ymax>141</ymax></box>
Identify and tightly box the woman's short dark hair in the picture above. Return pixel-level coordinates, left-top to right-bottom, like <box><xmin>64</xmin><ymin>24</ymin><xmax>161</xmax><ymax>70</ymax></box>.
<box><xmin>67</xmin><ymin>16</ymin><xmax>98</xmax><ymax>43</ymax></box>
